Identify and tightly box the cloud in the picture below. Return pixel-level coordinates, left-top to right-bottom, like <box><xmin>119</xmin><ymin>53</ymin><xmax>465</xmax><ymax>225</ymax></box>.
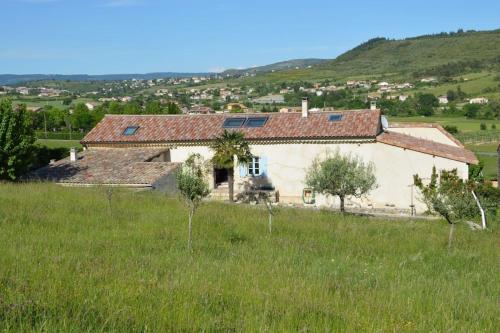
<box><xmin>99</xmin><ymin>0</ymin><xmax>145</xmax><ymax>7</ymax></box>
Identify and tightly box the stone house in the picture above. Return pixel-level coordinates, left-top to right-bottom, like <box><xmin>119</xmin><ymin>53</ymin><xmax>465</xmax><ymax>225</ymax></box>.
<box><xmin>32</xmin><ymin>100</ymin><xmax>477</xmax><ymax>213</ymax></box>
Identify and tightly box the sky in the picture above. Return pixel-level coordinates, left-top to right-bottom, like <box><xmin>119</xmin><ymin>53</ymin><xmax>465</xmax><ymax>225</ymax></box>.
<box><xmin>1</xmin><ymin>0</ymin><xmax>500</xmax><ymax>74</ymax></box>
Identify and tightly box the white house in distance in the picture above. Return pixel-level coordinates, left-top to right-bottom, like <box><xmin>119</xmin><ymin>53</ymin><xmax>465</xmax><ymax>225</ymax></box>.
<box><xmin>85</xmin><ymin>102</ymin><xmax>97</xmax><ymax>110</ymax></box>
<box><xmin>32</xmin><ymin>99</ymin><xmax>477</xmax><ymax>214</ymax></box>
<box><xmin>438</xmin><ymin>96</ymin><xmax>448</xmax><ymax>104</ymax></box>
<box><xmin>469</xmin><ymin>97</ymin><xmax>489</xmax><ymax>105</ymax></box>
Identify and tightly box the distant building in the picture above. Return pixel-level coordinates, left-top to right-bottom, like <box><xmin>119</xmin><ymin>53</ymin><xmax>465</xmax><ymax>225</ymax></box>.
<box><xmin>279</xmin><ymin>107</ymin><xmax>301</xmax><ymax>113</ymax></box>
<box><xmin>469</xmin><ymin>97</ymin><xmax>489</xmax><ymax>105</ymax></box>
<box><xmin>27</xmin><ymin>106</ymin><xmax>43</xmax><ymax>113</ymax></box>
<box><xmin>85</xmin><ymin>102</ymin><xmax>98</xmax><ymax>110</ymax></box>
<box><xmin>188</xmin><ymin>105</ymin><xmax>215</xmax><ymax>114</ymax></box>
<box><xmin>420</xmin><ymin>77</ymin><xmax>437</xmax><ymax>83</ymax></box>
<box><xmin>399</xmin><ymin>95</ymin><xmax>409</xmax><ymax>102</ymax></box>
<box><xmin>226</xmin><ymin>103</ymin><xmax>248</xmax><ymax>112</ymax></box>
<box><xmin>438</xmin><ymin>96</ymin><xmax>448</xmax><ymax>104</ymax></box>
<box><xmin>253</xmin><ymin>95</ymin><xmax>285</xmax><ymax>104</ymax></box>
<box><xmin>16</xmin><ymin>87</ymin><xmax>29</xmax><ymax>95</ymax></box>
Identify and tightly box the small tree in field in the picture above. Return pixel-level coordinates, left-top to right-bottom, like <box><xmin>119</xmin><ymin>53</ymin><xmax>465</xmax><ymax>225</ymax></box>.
<box><xmin>176</xmin><ymin>154</ymin><xmax>210</xmax><ymax>251</ymax></box>
<box><xmin>414</xmin><ymin>167</ymin><xmax>478</xmax><ymax>249</ymax></box>
<box><xmin>306</xmin><ymin>150</ymin><xmax>376</xmax><ymax>212</ymax></box>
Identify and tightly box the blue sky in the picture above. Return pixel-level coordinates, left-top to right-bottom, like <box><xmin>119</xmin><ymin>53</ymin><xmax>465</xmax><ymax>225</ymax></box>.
<box><xmin>2</xmin><ymin>0</ymin><xmax>500</xmax><ymax>74</ymax></box>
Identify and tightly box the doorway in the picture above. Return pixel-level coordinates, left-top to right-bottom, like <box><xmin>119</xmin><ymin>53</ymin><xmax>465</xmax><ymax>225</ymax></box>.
<box><xmin>214</xmin><ymin>168</ymin><xmax>228</xmax><ymax>187</ymax></box>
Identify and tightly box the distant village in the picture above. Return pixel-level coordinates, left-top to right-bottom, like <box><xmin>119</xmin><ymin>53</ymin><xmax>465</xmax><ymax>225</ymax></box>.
<box><xmin>0</xmin><ymin>73</ymin><xmax>491</xmax><ymax>117</ymax></box>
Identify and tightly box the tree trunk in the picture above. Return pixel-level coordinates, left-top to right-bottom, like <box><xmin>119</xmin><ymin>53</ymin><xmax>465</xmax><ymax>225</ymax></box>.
<box><xmin>448</xmin><ymin>222</ymin><xmax>455</xmax><ymax>249</ymax></box>
<box><xmin>228</xmin><ymin>167</ymin><xmax>234</xmax><ymax>202</ymax></box>
<box><xmin>268</xmin><ymin>212</ymin><xmax>272</xmax><ymax>235</ymax></box>
<box><xmin>188</xmin><ymin>207</ymin><xmax>194</xmax><ymax>251</ymax></box>
<box><xmin>339</xmin><ymin>196</ymin><xmax>345</xmax><ymax>213</ymax></box>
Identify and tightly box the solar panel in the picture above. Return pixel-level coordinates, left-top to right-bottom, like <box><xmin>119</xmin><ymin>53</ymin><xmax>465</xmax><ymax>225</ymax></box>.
<box><xmin>123</xmin><ymin>126</ymin><xmax>139</xmax><ymax>135</ymax></box>
<box><xmin>245</xmin><ymin>117</ymin><xmax>268</xmax><ymax>128</ymax></box>
<box><xmin>223</xmin><ymin>117</ymin><xmax>246</xmax><ymax>128</ymax></box>
<box><xmin>328</xmin><ymin>114</ymin><xmax>342</xmax><ymax>122</ymax></box>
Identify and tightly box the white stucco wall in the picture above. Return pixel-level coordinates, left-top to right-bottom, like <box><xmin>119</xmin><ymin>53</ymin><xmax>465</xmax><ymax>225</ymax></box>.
<box><xmin>168</xmin><ymin>141</ymin><xmax>469</xmax><ymax>213</ymax></box>
<box><xmin>389</xmin><ymin>127</ymin><xmax>459</xmax><ymax>147</ymax></box>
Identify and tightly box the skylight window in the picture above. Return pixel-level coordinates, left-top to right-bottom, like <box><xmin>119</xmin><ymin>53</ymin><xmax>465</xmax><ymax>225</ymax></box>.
<box><xmin>223</xmin><ymin>117</ymin><xmax>246</xmax><ymax>128</ymax></box>
<box><xmin>123</xmin><ymin>126</ymin><xmax>139</xmax><ymax>136</ymax></box>
<box><xmin>328</xmin><ymin>114</ymin><xmax>343</xmax><ymax>122</ymax></box>
<box><xmin>245</xmin><ymin>117</ymin><xmax>268</xmax><ymax>128</ymax></box>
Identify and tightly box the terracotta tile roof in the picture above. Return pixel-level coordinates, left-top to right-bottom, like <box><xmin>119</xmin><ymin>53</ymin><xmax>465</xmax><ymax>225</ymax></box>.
<box><xmin>389</xmin><ymin>122</ymin><xmax>464</xmax><ymax>148</ymax></box>
<box><xmin>30</xmin><ymin>148</ymin><xmax>179</xmax><ymax>186</ymax></box>
<box><xmin>377</xmin><ymin>131</ymin><xmax>478</xmax><ymax>164</ymax></box>
<box><xmin>81</xmin><ymin>110</ymin><xmax>381</xmax><ymax>145</ymax></box>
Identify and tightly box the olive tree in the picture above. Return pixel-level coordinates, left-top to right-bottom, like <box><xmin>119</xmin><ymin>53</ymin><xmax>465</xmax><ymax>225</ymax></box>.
<box><xmin>306</xmin><ymin>150</ymin><xmax>376</xmax><ymax>212</ymax></box>
<box><xmin>414</xmin><ymin>167</ymin><xmax>478</xmax><ymax>249</ymax></box>
<box><xmin>176</xmin><ymin>154</ymin><xmax>210</xmax><ymax>251</ymax></box>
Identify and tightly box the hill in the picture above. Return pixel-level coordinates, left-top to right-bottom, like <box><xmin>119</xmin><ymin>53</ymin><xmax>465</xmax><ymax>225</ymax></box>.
<box><xmin>0</xmin><ymin>72</ymin><xmax>213</xmax><ymax>86</ymax></box>
<box><xmin>255</xmin><ymin>29</ymin><xmax>500</xmax><ymax>82</ymax></box>
<box><xmin>222</xmin><ymin>58</ymin><xmax>329</xmax><ymax>75</ymax></box>
<box><xmin>0</xmin><ymin>183</ymin><xmax>499</xmax><ymax>331</ymax></box>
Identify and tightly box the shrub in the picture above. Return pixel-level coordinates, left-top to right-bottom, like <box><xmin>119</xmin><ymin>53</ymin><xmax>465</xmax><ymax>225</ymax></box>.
<box><xmin>414</xmin><ymin>167</ymin><xmax>479</xmax><ymax>248</ymax></box>
<box><xmin>444</xmin><ymin>125</ymin><xmax>458</xmax><ymax>134</ymax></box>
<box><xmin>480</xmin><ymin>123</ymin><xmax>487</xmax><ymax>130</ymax></box>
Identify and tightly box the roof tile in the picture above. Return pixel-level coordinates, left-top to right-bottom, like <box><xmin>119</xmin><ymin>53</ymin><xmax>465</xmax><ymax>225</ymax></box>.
<box><xmin>377</xmin><ymin>131</ymin><xmax>478</xmax><ymax>164</ymax></box>
<box><xmin>81</xmin><ymin>110</ymin><xmax>381</xmax><ymax>144</ymax></box>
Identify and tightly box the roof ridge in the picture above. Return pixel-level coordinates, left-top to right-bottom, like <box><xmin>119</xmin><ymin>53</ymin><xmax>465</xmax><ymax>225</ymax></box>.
<box><xmin>103</xmin><ymin>109</ymin><xmax>376</xmax><ymax>118</ymax></box>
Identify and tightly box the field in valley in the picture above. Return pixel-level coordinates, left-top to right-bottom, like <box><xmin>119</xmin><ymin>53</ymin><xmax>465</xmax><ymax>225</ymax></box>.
<box><xmin>0</xmin><ymin>184</ymin><xmax>498</xmax><ymax>332</ymax></box>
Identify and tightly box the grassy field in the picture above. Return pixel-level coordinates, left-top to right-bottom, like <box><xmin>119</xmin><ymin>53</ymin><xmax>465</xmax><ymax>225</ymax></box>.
<box><xmin>467</xmin><ymin>143</ymin><xmax>499</xmax><ymax>180</ymax></box>
<box><xmin>11</xmin><ymin>97</ymin><xmax>94</xmax><ymax>109</ymax></box>
<box><xmin>388</xmin><ymin>116</ymin><xmax>499</xmax><ymax>132</ymax></box>
<box><xmin>36</xmin><ymin>139</ymin><xmax>82</xmax><ymax>149</ymax></box>
<box><xmin>0</xmin><ymin>184</ymin><xmax>498</xmax><ymax>332</ymax></box>
<box><xmin>411</xmin><ymin>71</ymin><xmax>500</xmax><ymax>100</ymax></box>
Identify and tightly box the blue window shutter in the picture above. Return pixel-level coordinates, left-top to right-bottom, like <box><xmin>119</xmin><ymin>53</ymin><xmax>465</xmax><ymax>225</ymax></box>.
<box><xmin>239</xmin><ymin>163</ymin><xmax>248</xmax><ymax>177</ymax></box>
<box><xmin>260</xmin><ymin>156</ymin><xmax>268</xmax><ymax>176</ymax></box>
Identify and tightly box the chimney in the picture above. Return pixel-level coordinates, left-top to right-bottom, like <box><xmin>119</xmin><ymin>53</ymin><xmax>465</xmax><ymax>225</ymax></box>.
<box><xmin>70</xmin><ymin>147</ymin><xmax>77</xmax><ymax>162</ymax></box>
<box><xmin>302</xmin><ymin>97</ymin><xmax>309</xmax><ymax>118</ymax></box>
<box><xmin>370</xmin><ymin>101</ymin><xmax>377</xmax><ymax>110</ymax></box>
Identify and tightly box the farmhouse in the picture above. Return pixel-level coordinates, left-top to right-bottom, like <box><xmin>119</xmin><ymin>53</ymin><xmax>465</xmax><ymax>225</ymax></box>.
<box><xmin>469</xmin><ymin>97</ymin><xmax>489</xmax><ymax>105</ymax></box>
<box><xmin>32</xmin><ymin>99</ymin><xmax>477</xmax><ymax>214</ymax></box>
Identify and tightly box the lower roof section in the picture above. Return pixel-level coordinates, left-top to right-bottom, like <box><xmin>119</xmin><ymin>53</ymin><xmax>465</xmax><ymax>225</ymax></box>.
<box><xmin>377</xmin><ymin>131</ymin><xmax>478</xmax><ymax>164</ymax></box>
<box><xmin>29</xmin><ymin>148</ymin><xmax>179</xmax><ymax>186</ymax></box>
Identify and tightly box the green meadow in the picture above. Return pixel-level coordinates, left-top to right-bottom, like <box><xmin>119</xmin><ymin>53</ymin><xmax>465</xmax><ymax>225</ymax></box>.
<box><xmin>36</xmin><ymin>139</ymin><xmax>82</xmax><ymax>149</ymax></box>
<box><xmin>388</xmin><ymin>115</ymin><xmax>499</xmax><ymax>132</ymax></box>
<box><xmin>0</xmin><ymin>184</ymin><xmax>498</xmax><ymax>332</ymax></box>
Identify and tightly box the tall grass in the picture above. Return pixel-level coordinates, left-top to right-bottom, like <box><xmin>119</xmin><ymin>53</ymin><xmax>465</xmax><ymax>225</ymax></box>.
<box><xmin>0</xmin><ymin>184</ymin><xmax>498</xmax><ymax>332</ymax></box>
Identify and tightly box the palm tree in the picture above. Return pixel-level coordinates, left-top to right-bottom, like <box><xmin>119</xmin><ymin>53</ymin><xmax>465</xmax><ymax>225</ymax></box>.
<box><xmin>211</xmin><ymin>130</ymin><xmax>252</xmax><ymax>202</ymax></box>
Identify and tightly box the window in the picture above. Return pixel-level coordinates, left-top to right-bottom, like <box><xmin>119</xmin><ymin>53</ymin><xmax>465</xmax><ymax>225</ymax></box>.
<box><xmin>328</xmin><ymin>114</ymin><xmax>342</xmax><ymax>122</ymax></box>
<box><xmin>248</xmin><ymin>157</ymin><xmax>260</xmax><ymax>176</ymax></box>
<box><xmin>240</xmin><ymin>156</ymin><xmax>267</xmax><ymax>177</ymax></box>
<box><xmin>245</xmin><ymin>117</ymin><xmax>268</xmax><ymax>128</ymax></box>
<box><xmin>223</xmin><ymin>117</ymin><xmax>246</xmax><ymax>128</ymax></box>
<box><xmin>123</xmin><ymin>126</ymin><xmax>139</xmax><ymax>135</ymax></box>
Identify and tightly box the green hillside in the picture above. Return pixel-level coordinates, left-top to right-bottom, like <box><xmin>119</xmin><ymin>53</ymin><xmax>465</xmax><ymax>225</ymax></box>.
<box><xmin>223</xmin><ymin>59</ymin><xmax>329</xmax><ymax>75</ymax></box>
<box><xmin>253</xmin><ymin>29</ymin><xmax>500</xmax><ymax>82</ymax></box>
